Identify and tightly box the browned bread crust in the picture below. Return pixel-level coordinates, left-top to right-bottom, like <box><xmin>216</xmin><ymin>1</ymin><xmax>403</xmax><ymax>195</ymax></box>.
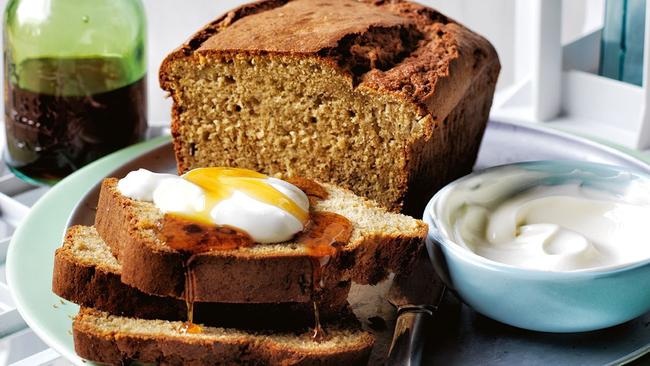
<box><xmin>160</xmin><ymin>0</ymin><xmax>497</xmax><ymax>123</ymax></box>
<box><xmin>95</xmin><ymin>178</ymin><xmax>426</xmax><ymax>303</ymax></box>
<box><xmin>53</xmin><ymin>226</ymin><xmax>349</xmax><ymax>329</ymax></box>
<box><xmin>73</xmin><ymin>308</ymin><xmax>374</xmax><ymax>366</ymax></box>
<box><xmin>159</xmin><ymin>0</ymin><xmax>500</xmax><ymax>215</ymax></box>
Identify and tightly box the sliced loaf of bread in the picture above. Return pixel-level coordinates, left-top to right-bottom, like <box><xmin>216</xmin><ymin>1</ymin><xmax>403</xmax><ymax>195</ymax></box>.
<box><xmin>53</xmin><ymin>225</ymin><xmax>349</xmax><ymax>329</ymax></box>
<box><xmin>159</xmin><ymin>0</ymin><xmax>500</xmax><ymax>215</ymax></box>
<box><xmin>74</xmin><ymin>308</ymin><xmax>374</xmax><ymax>366</ymax></box>
<box><xmin>95</xmin><ymin>177</ymin><xmax>427</xmax><ymax>303</ymax></box>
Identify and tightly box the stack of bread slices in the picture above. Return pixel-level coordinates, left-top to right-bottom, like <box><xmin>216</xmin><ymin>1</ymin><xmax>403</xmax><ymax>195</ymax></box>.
<box><xmin>53</xmin><ymin>176</ymin><xmax>428</xmax><ymax>365</ymax></box>
<box><xmin>52</xmin><ymin>0</ymin><xmax>500</xmax><ymax>363</ymax></box>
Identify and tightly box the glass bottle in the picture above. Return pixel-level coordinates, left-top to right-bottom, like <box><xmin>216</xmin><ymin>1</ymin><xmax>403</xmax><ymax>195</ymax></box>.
<box><xmin>3</xmin><ymin>0</ymin><xmax>147</xmax><ymax>185</ymax></box>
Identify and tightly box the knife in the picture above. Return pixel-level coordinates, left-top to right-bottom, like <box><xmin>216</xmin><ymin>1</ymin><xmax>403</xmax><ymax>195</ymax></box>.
<box><xmin>385</xmin><ymin>248</ymin><xmax>446</xmax><ymax>366</ymax></box>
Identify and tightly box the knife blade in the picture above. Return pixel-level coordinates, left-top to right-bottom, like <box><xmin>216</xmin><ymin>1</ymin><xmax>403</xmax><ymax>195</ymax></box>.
<box><xmin>385</xmin><ymin>248</ymin><xmax>446</xmax><ymax>366</ymax></box>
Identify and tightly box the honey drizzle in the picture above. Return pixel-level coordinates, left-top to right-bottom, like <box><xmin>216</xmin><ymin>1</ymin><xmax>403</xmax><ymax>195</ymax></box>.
<box><xmin>312</xmin><ymin>300</ymin><xmax>324</xmax><ymax>340</ymax></box>
<box><xmin>160</xmin><ymin>215</ymin><xmax>256</xmax><ymax>334</ymax></box>
<box><xmin>183</xmin><ymin>167</ymin><xmax>309</xmax><ymax>224</ymax></box>
<box><xmin>288</xmin><ymin>179</ymin><xmax>353</xmax><ymax>340</ymax></box>
<box><xmin>296</xmin><ymin>211</ymin><xmax>353</xmax><ymax>340</ymax></box>
<box><xmin>180</xmin><ymin>255</ymin><xmax>202</xmax><ymax>334</ymax></box>
<box><xmin>158</xmin><ymin>176</ymin><xmax>352</xmax><ymax>339</ymax></box>
<box><xmin>161</xmin><ymin>214</ymin><xmax>256</xmax><ymax>252</ymax></box>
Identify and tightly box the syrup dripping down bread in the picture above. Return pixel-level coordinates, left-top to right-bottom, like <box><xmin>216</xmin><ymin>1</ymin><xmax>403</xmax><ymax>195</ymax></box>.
<box><xmin>53</xmin><ymin>225</ymin><xmax>350</xmax><ymax>330</ymax></box>
<box><xmin>95</xmin><ymin>177</ymin><xmax>427</xmax><ymax>303</ymax></box>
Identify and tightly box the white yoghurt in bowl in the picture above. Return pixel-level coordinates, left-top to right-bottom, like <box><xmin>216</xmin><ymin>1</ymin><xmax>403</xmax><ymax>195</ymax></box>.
<box><xmin>425</xmin><ymin>161</ymin><xmax>650</xmax><ymax>332</ymax></box>
<box><xmin>435</xmin><ymin>162</ymin><xmax>650</xmax><ymax>272</ymax></box>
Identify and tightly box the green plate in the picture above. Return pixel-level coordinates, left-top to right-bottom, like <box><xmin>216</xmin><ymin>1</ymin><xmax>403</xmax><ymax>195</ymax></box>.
<box><xmin>6</xmin><ymin>135</ymin><xmax>170</xmax><ymax>365</ymax></box>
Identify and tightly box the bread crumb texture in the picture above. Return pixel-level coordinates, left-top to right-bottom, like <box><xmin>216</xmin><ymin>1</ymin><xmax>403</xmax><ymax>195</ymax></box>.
<box><xmin>104</xmin><ymin>178</ymin><xmax>425</xmax><ymax>257</ymax></box>
<box><xmin>160</xmin><ymin>0</ymin><xmax>500</xmax><ymax>214</ymax></box>
<box><xmin>74</xmin><ymin>308</ymin><xmax>374</xmax><ymax>365</ymax></box>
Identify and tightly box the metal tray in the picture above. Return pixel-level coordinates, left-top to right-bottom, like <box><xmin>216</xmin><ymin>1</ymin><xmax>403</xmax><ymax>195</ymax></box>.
<box><xmin>64</xmin><ymin>120</ymin><xmax>650</xmax><ymax>365</ymax></box>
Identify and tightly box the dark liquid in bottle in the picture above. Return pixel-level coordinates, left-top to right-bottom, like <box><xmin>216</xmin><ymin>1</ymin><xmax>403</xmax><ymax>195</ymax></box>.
<box><xmin>4</xmin><ymin>57</ymin><xmax>146</xmax><ymax>184</ymax></box>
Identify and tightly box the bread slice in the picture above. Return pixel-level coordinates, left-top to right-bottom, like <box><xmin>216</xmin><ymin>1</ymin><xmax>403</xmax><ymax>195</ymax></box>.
<box><xmin>53</xmin><ymin>225</ymin><xmax>349</xmax><ymax>329</ymax></box>
<box><xmin>95</xmin><ymin>178</ymin><xmax>427</xmax><ymax>303</ymax></box>
<box><xmin>73</xmin><ymin>308</ymin><xmax>374</xmax><ymax>366</ymax></box>
<box><xmin>159</xmin><ymin>0</ymin><xmax>500</xmax><ymax>215</ymax></box>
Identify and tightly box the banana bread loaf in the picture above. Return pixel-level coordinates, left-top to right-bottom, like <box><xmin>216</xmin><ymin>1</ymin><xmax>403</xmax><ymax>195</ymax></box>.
<box><xmin>159</xmin><ymin>0</ymin><xmax>500</xmax><ymax>215</ymax></box>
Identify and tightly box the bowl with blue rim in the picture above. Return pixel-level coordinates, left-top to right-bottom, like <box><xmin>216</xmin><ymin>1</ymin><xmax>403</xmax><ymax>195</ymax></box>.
<box><xmin>423</xmin><ymin>160</ymin><xmax>650</xmax><ymax>332</ymax></box>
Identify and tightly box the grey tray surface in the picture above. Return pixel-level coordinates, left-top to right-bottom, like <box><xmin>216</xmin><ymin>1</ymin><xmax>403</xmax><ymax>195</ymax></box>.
<box><xmin>67</xmin><ymin>120</ymin><xmax>650</xmax><ymax>366</ymax></box>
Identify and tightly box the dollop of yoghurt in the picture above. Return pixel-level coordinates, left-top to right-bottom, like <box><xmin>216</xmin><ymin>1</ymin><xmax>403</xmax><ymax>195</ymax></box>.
<box><xmin>117</xmin><ymin>168</ymin><xmax>309</xmax><ymax>243</ymax></box>
<box><xmin>438</xmin><ymin>167</ymin><xmax>650</xmax><ymax>271</ymax></box>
